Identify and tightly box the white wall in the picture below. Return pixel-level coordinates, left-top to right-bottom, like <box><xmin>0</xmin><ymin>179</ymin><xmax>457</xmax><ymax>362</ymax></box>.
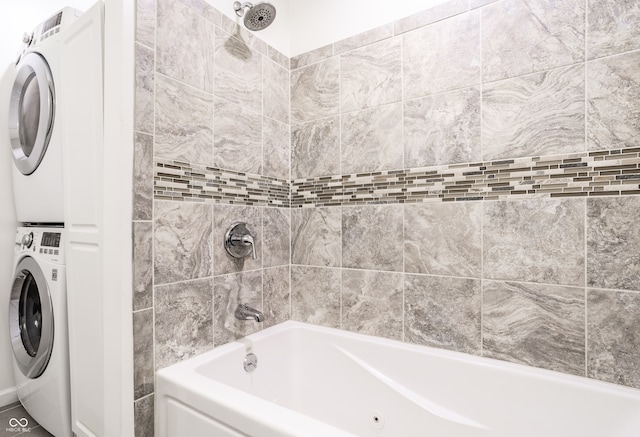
<box><xmin>0</xmin><ymin>0</ymin><xmax>97</xmax><ymax>407</ymax></box>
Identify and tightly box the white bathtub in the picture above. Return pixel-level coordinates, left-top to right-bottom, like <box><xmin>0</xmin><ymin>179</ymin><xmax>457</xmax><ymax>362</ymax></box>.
<box><xmin>155</xmin><ymin>321</ymin><xmax>640</xmax><ymax>437</ymax></box>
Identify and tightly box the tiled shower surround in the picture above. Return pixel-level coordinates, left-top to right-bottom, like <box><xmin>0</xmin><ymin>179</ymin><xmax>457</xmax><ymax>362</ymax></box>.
<box><xmin>132</xmin><ymin>0</ymin><xmax>640</xmax><ymax>434</ymax></box>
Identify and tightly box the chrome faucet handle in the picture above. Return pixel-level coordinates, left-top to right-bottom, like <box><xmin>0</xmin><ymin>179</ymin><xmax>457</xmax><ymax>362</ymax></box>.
<box><xmin>224</xmin><ymin>222</ymin><xmax>257</xmax><ymax>260</ymax></box>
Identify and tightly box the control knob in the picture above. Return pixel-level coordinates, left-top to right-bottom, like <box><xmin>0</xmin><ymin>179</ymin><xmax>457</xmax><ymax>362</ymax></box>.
<box><xmin>22</xmin><ymin>232</ymin><xmax>34</xmax><ymax>249</ymax></box>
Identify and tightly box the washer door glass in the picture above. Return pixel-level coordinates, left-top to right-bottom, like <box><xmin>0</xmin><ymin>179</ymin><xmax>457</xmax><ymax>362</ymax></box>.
<box><xmin>9</xmin><ymin>257</ymin><xmax>54</xmax><ymax>379</ymax></box>
<box><xmin>9</xmin><ymin>52</ymin><xmax>55</xmax><ymax>175</ymax></box>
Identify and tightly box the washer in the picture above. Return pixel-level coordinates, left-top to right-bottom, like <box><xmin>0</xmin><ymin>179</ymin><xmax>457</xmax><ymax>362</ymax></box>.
<box><xmin>9</xmin><ymin>226</ymin><xmax>71</xmax><ymax>437</ymax></box>
<box><xmin>9</xmin><ymin>8</ymin><xmax>81</xmax><ymax>224</ymax></box>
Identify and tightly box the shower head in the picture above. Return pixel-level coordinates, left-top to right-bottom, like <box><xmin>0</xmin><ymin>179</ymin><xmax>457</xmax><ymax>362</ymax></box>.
<box><xmin>233</xmin><ymin>1</ymin><xmax>276</xmax><ymax>31</ymax></box>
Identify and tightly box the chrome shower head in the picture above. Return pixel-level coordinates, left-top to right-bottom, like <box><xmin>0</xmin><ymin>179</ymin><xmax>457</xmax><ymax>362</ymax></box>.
<box><xmin>233</xmin><ymin>1</ymin><xmax>276</xmax><ymax>31</ymax></box>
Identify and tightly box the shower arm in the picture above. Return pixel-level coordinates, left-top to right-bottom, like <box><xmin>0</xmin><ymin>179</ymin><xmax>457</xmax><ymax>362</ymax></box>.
<box><xmin>233</xmin><ymin>1</ymin><xmax>253</xmax><ymax>17</ymax></box>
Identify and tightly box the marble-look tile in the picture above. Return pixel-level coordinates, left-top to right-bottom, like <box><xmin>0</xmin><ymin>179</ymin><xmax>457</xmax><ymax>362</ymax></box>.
<box><xmin>155</xmin><ymin>74</ymin><xmax>214</xmax><ymax>165</ymax></box>
<box><xmin>340</xmin><ymin>38</ymin><xmax>402</xmax><ymax>113</ymax></box>
<box><xmin>482</xmin><ymin>64</ymin><xmax>585</xmax><ymax>160</ymax></box>
<box><xmin>178</xmin><ymin>0</ymin><xmax>221</xmax><ymax>24</ymax></box>
<box><xmin>214</xmin><ymin>28</ymin><xmax>262</xmax><ymax>113</ymax></box>
<box><xmin>154</xmin><ymin>278</ymin><xmax>213</xmax><ymax>369</ymax></box>
<box><xmin>334</xmin><ymin>23</ymin><xmax>394</xmax><ymax>55</ymax></box>
<box><xmin>263</xmin><ymin>59</ymin><xmax>289</xmax><ymax>124</ymax></box>
<box><xmin>220</xmin><ymin>14</ymin><xmax>268</xmax><ymax>55</ymax></box>
<box><xmin>213</xmin><ymin>204</ymin><xmax>262</xmax><ymax>275</ymax></box>
<box><xmin>154</xmin><ymin>201</ymin><xmax>213</xmax><ymax>285</ymax></box>
<box><xmin>405</xmin><ymin>274</ymin><xmax>481</xmax><ymax>354</ymax></box>
<box><xmin>404</xmin><ymin>202</ymin><xmax>482</xmax><ymax>277</ymax></box>
<box><xmin>214</xmin><ymin>271</ymin><xmax>262</xmax><ymax>346</ymax></box>
<box><xmin>587</xmin><ymin>197</ymin><xmax>640</xmax><ymax>291</ymax></box>
<box><xmin>135</xmin><ymin>0</ymin><xmax>155</xmax><ymax>48</ymax></box>
<box><xmin>483</xmin><ymin>198</ymin><xmax>585</xmax><ymax>286</ymax></box>
<box><xmin>291</xmin><ymin>44</ymin><xmax>333</xmax><ymax>70</ymax></box>
<box><xmin>483</xmin><ymin>280</ymin><xmax>585</xmax><ymax>375</ymax></box>
<box><xmin>133</xmin><ymin>221</ymin><xmax>153</xmax><ymax>311</ymax></box>
<box><xmin>394</xmin><ymin>0</ymin><xmax>468</xmax><ymax>35</ymax></box>
<box><xmin>291</xmin><ymin>207</ymin><xmax>341</xmax><ymax>267</ymax></box>
<box><xmin>291</xmin><ymin>116</ymin><xmax>340</xmax><ymax>179</ymax></box>
<box><xmin>213</xmin><ymin>98</ymin><xmax>262</xmax><ymax>174</ymax></box>
<box><xmin>133</xmin><ymin>132</ymin><xmax>153</xmax><ymax>221</ymax></box>
<box><xmin>342</xmin><ymin>205</ymin><xmax>403</xmax><ymax>272</ymax></box>
<box><xmin>156</xmin><ymin>0</ymin><xmax>213</xmax><ymax>92</ymax></box>
<box><xmin>263</xmin><ymin>207</ymin><xmax>290</xmax><ymax>268</ymax></box>
<box><xmin>263</xmin><ymin>117</ymin><xmax>290</xmax><ymax>180</ymax></box>
<box><xmin>587</xmin><ymin>51</ymin><xmax>640</xmax><ymax>151</ymax></box>
<box><xmin>267</xmin><ymin>46</ymin><xmax>289</xmax><ymax>70</ymax></box>
<box><xmin>134</xmin><ymin>43</ymin><xmax>154</xmax><ymax>134</ymax></box>
<box><xmin>404</xmin><ymin>86</ymin><xmax>481</xmax><ymax>168</ymax></box>
<box><xmin>482</xmin><ymin>0</ymin><xmax>585</xmax><ymax>82</ymax></box>
<box><xmin>263</xmin><ymin>266</ymin><xmax>290</xmax><ymax>329</ymax></box>
<box><xmin>133</xmin><ymin>309</ymin><xmax>153</xmax><ymax>399</ymax></box>
<box><xmin>341</xmin><ymin>104</ymin><xmax>404</xmax><ymax>174</ymax></box>
<box><xmin>403</xmin><ymin>11</ymin><xmax>480</xmax><ymax>99</ymax></box>
<box><xmin>291</xmin><ymin>57</ymin><xmax>340</xmax><ymax>124</ymax></box>
<box><xmin>291</xmin><ymin>266</ymin><xmax>340</xmax><ymax>328</ymax></box>
<box><xmin>470</xmin><ymin>0</ymin><xmax>498</xmax><ymax>9</ymax></box>
<box><xmin>588</xmin><ymin>0</ymin><xmax>640</xmax><ymax>59</ymax></box>
<box><xmin>342</xmin><ymin>270</ymin><xmax>403</xmax><ymax>340</ymax></box>
<box><xmin>134</xmin><ymin>395</ymin><xmax>154</xmax><ymax>437</ymax></box>
<box><xmin>588</xmin><ymin>289</ymin><xmax>640</xmax><ymax>389</ymax></box>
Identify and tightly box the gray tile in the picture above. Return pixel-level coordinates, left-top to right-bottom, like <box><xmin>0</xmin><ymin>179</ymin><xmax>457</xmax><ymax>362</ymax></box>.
<box><xmin>267</xmin><ymin>46</ymin><xmax>289</xmax><ymax>70</ymax></box>
<box><xmin>587</xmin><ymin>197</ymin><xmax>640</xmax><ymax>291</ymax></box>
<box><xmin>213</xmin><ymin>98</ymin><xmax>262</xmax><ymax>174</ymax></box>
<box><xmin>404</xmin><ymin>202</ymin><xmax>482</xmax><ymax>278</ymax></box>
<box><xmin>133</xmin><ymin>221</ymin><xmax>153</xmax><ymax>310</ymax></box>
<box><xmin>133</xmin><ymin>132</ymin><xmax>153</xmax><ymax>221</ymax></box>
<box><xmin>263</xmin><ymin>266</ymin><xmax>290</xmax><ymax>329</ymax></box>
<box><xmin>342</xmin><ymin>270</ymin><xmax>403</xmax><ymax>340</ymax></box>
<box><xmin>291</xmin><ymin>44</ymin><xmax>333</xmax><ymax>70</ymax></box>
<box><xmin>133</xmin><ymin>309</ymin><xmax>154</xmax><ymax>399</ymax></box>
<box><xmin>405</xmin><ymin>274</ymin><xmax>481</xmax><ymax>354</ymax></box>
<box><xmin>483</xmin><ymin>280</ymin><xmax>585</xmax><ymax>375</ymax></box>
<box><xmin>214</xmin><ymin>271</ymin><xmax>262</xmax><ymax>346</ymax></box>
<box><xmin>482</xmin><ymin>0</ymin><xmax>585</xmax><ymax>82</ymax></box>
<box><xmin>291</xmin><ymin>266</ymin><xmax>340</xmax><ymax>328</ymax></box>
<box><xmin>291</xmin><ymin>116</ymin><xmax>340</xmax><ymax>179</ymax></box>
<box><xmin>177</xmin><ymin>0</ymin><xmax>221</xmax><ymax>24</ymax></box>
<box><xmin>340</xmin><ymin>37</ymin><xmax>401</xmax><ymax>113</ymax></box>
<box><xmin>154</xmin><ymin>201</ymin><xmax>213</xmax><ymax>285</ymax></box>
<box><xmin>342</xmin><ymin>205</ymin><xmax>403</xmax><ymax>272</ymax></box>
<box><xmin>403</xmin><ymin>11</ymin><xmax>481</xmax><ymax>99</ymax></box>
<box><xmin>263</xmin><ymin>59</ymin><xmax>289</xmax><ymax>124</ymax></box>
<box><xmin>482</xmin><ymin>64</ymin><xmax>585</xmax><ymax>160</ymax></box>
<box><xmin>0</xmin><ymin>404</ymin><xmax>51</xmax><ymax>435</ymax></box>
<box><xmin>155</xmin><ymin>74</ymin><xmax>214</xmax><ymax>165</ymax></box>
<box><xmin>341</xmin><ymin>103</ymin><xmax>404</xmax><ymax>174</ymax></box>
<box><xmin>156</xmin><ymin>0</ymin><xmax>213</xmax><ymax>92</ymax></box>
<box><xmin>136</xmin><ymin>0</ymin><xmax>155</xmax><ymax>48</ymax></box>
<box><xmin>134</xmin><ymin>43</ymin><xmax>154</xmax><ymax>134</ymax></box>
<box><xmin>588</xmin><ymin>0</ymin><xmax>640</xmax><ymax>59</ymax></box>
<box><xmin>263</xmin><ymin>117</ymin><xmax>290</xmax><ymax>180</ymax></box>
<box><xmin>588</xmin><ymin>288</ymin><xmax>640</xmax><ymax>389</ymax></box>
<box><xmin>404</xmin><ymin>86</ymin><xmax>481</xmax><ymax>167</ymax></box>
<box><xmin>291</xmin><ymin>207</ymin><xmax>341</xmax><ymax>267</ymax></box>
<box><xmin>291</xmin><ymin>57</ymin><xmax>340</xmax><ymax>124</ymax></box>
<box><xmin>214</xmin><ymin>27</ymin><xmax>262</xmax><ymax>113</ymax></box>
<box><xmin>213</xmin><ymin>204</ymin><xmax>262</xmax><ymax>276</ymax></box>
<box><xmin>393</xmin><ymin>0</ymin><xmax>469</xmax><ymax>35</ymax></box>
<box><xmin>587</xmin><ymin>51</ymin><xmax>640</xmax><ymax>151</ymax></box>
<box><xmin>220</xmin><ymin>14</ymin><xmax>268</xmax><ymax>55</ymax></box>
<box><xmin>334</xmin><ymin>23</ymin><xmax>394</xmax><ymax>55</ymax></box>
<box><xmin>263</xmin><ymin>207</ymin><xmax>290</xmax><ymax>268</ymax></box>
<box><xmin>483</xmin><ymin>198</ymin><xmax>585</xmax><ymax>287</ymax></box>
<box><xmin>154</xmin><ymin>279</ymin><xmax>213</xmax><ymax>369</ymax></box>
<box><xmin>134</xmin><ymin>395</ymin><xmax>154</xmax><ymax>437</ymax></box>
<box><xmin>470</xmin><ymin>0</ymin><xmax>498</xmax><ymax>9</ymax></box>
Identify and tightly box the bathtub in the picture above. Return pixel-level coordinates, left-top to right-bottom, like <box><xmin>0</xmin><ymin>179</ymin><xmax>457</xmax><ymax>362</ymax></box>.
<box><xmin>155</xmin><ymin>321</ymin><xmax>640</xmax><ymax>437</ymax></box>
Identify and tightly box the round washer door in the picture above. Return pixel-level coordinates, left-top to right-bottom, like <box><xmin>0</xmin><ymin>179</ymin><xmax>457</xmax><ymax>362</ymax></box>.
<box><xmin>8</xmin><ymin>51</ymin><xmax>55</xmax><ymax>175</ymax></box>
<box><xmin>9</xmin><ymin>256</ymin><xmax>54</xmax><ymax>379</ymax></box>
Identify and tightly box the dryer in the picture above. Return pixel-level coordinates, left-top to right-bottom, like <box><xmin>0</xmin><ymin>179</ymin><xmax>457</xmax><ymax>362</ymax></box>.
<box><xmin>9</xmin><ymin>8</ymin><xmax>81</xmax><ymax>224</ymax></box>
<box><xmin>9</xmin><ymin>226</ymin><xmax>71</xmax><ymax>437</ymax></box>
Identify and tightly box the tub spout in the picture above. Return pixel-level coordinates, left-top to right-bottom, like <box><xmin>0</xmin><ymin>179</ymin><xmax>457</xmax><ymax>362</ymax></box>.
<box><xmin>235</xmin><ymin>303</ymin><xmax>264</xmax><ymax>322</ymax></box>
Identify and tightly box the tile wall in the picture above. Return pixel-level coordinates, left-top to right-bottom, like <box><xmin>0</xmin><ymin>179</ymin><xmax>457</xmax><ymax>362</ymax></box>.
<box><xmin>133</xmin><ymin>0</ymin><xmax>640</xmax><ymax>435</ymax></box>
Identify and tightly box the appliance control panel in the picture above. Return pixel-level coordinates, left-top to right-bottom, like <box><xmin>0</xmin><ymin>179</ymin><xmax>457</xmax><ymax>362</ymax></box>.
<box><xmin>15</xmin><ymin>227</ymin><xmax>65</xmax><ymax>263</ymax></box>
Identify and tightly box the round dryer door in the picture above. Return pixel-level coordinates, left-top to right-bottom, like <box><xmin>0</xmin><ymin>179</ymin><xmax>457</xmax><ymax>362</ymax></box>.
<box><xmin>8</xmin><ymin>51</ymin><xmax>55</xmax><ymax>175</ymax></box>
<box><xmin>9</xmin><ymin>256</ymin><xmax>54</xmax><ymax>379</ymax></box>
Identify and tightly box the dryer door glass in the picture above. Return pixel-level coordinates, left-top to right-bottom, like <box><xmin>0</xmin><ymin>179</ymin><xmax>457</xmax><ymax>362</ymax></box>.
<box><xmin>9</xmin><ymin>257</ymin><xmax>54</xmax><ymax>379</ymax></box>
<box><xmin>9</xmin><ymin>52</ymin><xmax>55</xmax><ymax>176</ymax></box>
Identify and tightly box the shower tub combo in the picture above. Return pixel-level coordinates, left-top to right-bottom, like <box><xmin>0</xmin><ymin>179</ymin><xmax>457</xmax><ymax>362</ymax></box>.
<box><xmin>156</xmin><ymin>321</ymin><xmax>640</xmax><ymax>437</ymax></box>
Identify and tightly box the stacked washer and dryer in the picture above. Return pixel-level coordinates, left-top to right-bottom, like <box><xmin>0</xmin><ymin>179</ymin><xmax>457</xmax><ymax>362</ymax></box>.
<box><xmin>7</xmin><ymin>8</ymin><xmax>82</xmax><ymax>437</ymax></box>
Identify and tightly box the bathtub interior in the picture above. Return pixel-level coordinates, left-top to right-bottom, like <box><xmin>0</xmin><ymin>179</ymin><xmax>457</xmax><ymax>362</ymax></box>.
<box><xmin>191</xmin><ymin>322</ymin><xmax>640</xmax><ymax>437</ymax></box>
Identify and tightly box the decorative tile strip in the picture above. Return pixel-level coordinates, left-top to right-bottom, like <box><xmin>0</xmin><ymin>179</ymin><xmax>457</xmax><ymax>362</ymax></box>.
<box><xmin>153</xmin><ymin>159</ymin><xmax>290</xmax><ymax>207</ymax></box>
